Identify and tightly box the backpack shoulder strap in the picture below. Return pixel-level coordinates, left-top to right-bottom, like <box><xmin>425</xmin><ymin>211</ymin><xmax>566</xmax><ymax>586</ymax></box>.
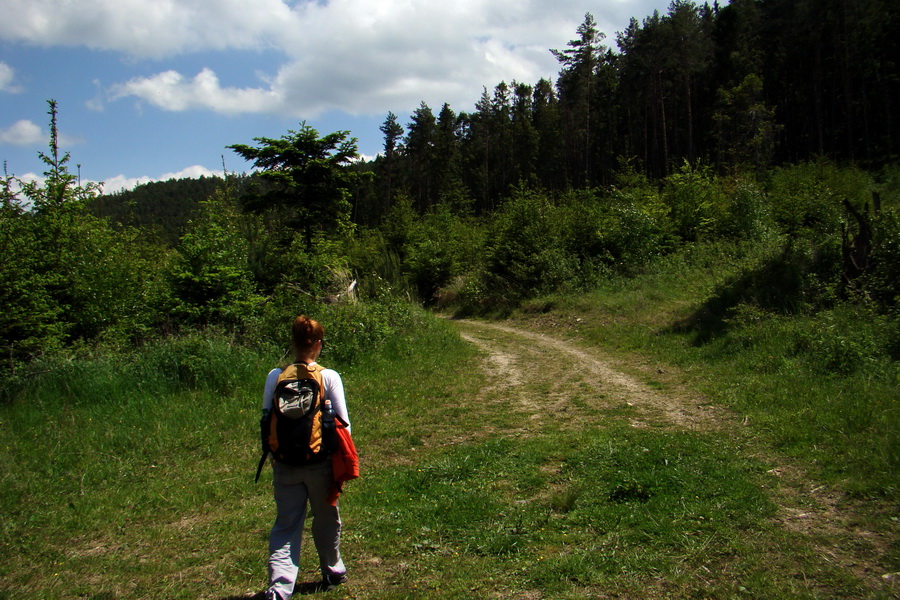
<box><xmin>295</xmin><ymin>362</ymin><xmax>325</xmax><ymax>385</ymax></box>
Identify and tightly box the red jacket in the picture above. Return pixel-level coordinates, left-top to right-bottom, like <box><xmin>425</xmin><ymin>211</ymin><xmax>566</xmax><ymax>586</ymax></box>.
<box><xmin>328</xmin><ymin>421</ymin><xmax>359</xmax><ymax>506</ymax></box>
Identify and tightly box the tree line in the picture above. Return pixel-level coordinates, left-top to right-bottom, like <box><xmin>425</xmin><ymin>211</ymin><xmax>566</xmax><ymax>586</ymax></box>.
<box><xmin>351</xmin><ymin>0</ymin><xmax>899</xmax><ymax>224</ymax></box>
<box><xmin>2</xmin><ymin>0</ymin><xmax>898</xmax><ymax>382</ymax></box>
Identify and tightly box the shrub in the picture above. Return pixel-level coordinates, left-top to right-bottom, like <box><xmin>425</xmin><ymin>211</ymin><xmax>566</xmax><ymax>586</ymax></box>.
<box><xmin>401</xmin><ymin>204</ymin><xmax>486</xmax><ymax>303</ymax></box>
<box><xmin>865</xmin><ymin>208</ymin><xmax>900</xmax><ymax>309</ymax></box>
<box><xmin>765</xmin><ymin>160</ymin><xmax>872</xmax><ymax>238</ymax></box>
<box><xmin>168</xmin><ymin>193</ymin><xmax>262</xmax><ymax>327</ymax></box>
<box><xmin>345</xmin><ymin>229</ymin><xmax>409</xmax><ymax>299</ymax></box>
<box><xmin>661</xmin><ymin>161</ymin><xmax>729</xmax><ymax>242</ymax></box>
<box><xmin>486</xmin><ymin>188</ymin><xmax>579</xmax><ymax>299</ymax></box>
<box><xmin>243</xmin><ymin>281</ymin><xmax>423</xmax><ymax>367</ymax></box>
<box><xmin>793</xmin><ymin>306</ymin><xmax>888</xmax><ymax>375</ymax></box>
<box><xmin>720</xmin><ymin>177</ymin><xmax>774</xmax><ymax>241</ymax></box>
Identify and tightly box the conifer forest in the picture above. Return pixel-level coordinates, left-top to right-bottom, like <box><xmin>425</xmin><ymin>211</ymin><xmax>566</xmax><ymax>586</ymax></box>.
<box><xmin>1</xmin><ymin>0</ymin><xmax>898</xmax><ymax>378</ymax></box>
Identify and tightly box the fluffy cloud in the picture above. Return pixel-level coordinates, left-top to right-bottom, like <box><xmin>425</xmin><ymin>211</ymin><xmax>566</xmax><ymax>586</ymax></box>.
<box><xmin>0</xmin><ymin>62</ymin><xmax>23</xmax><ymax>93</ymax></box>
<box><xmin>109</xmin><ymin>68</ymin><xmax>281</xmax><ymax>115</ymax></box>
<box><xmin>0</xmin><ymin>0</ymin><xmax>585</xmax><ymax>60</ymax></box>
<box><xmin>3</xmin><ymin>0</ymin><xmax>658</xmax><ymax>119</ymax></box>
<box><xmin>0</xmin><ymin>120</ymin><xmax>43</xmax><ymax>146</ymax></box>
<box><xmin>0</xmin><ymin>119</ymin><xmax>83</xmax><ymax>149</ymax></box>
<box><xmin>0</xmin><ymin>0</ymin><xmax>292</xmax><ymax>58</ymax></box>
<box><xmin>101</xmin><ymin>0</ymin><xmax>583</xmax><ymax>118</ymax></box>
<box><xmin>100</xmin><ymin>165</ymin><xmax>223</xmax><ymax>193</ymax></box>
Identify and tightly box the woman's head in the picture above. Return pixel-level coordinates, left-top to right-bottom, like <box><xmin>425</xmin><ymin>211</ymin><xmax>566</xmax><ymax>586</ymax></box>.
<box><xmin>291</xmin><ymin>315</ymin><xmax>325</xmax><ymax>358</ymax></box>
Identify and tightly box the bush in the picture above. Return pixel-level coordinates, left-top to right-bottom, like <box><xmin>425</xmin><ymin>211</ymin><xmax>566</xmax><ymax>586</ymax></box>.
<box><xmin>0</xmin><ymin>195</ymin><xmax>67</xmax><ymax>371</ymax></box>
<box><xmin>865</xmin><ymin>208</ymin><xmax>900</xmax><ymax>309</ymax></box>
<box><xmin>1</xmin><ymin>181</ymin><xmax>173</xmax><ymax>374</ymax></box>
<box><xmin>401</xmin><ymin>204</ymin><xmax>486</xmax><ymax>303</ymax></box>
<box><xmin>661</xmin><ymin>161</ymin><xmax>729</xmax><ymax>242</ymax></box>
<box><xmin>720</xmin><ymin>177</ymin><xmax>774</xmax><ymax>241</ymax></box>
<box><xmin>486</xmin><ymin>188</ymin><xmax>579</xmax><ymax>299</ymax></box>
<box><xmin>590</xmin><ymin>201</ymin><xmax>673</xmax><ymax>273</ymax></box>
<box><xmin>765</xmin><ymin>160</ymin><xmax>872</xmax><ymax>238</ymax></box>
<box><xmin>793</xmin><ymin>306</ymin><xmax>890</xmax><ymax>375</ymax></box>
<box><xmin>168</xmin><ymin>194</ymin><xmax>262</xmax><ymax>327</ymax></box>
<box><xmin>243</xmin><ymin>280</ymin><xmax>424</xmax><ymax>367</ymax></box>
<box><xmin>345</xmin><ymin>229</ymin><xmax>409</xmax><ymax>299</ymax></box>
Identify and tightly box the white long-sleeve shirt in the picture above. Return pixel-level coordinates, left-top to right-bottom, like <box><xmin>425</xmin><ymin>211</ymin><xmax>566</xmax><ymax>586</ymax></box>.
<box><xmin>262</xmin><ymin>363</ymin><xmax>350</xmax><ymax>432</ymax></box>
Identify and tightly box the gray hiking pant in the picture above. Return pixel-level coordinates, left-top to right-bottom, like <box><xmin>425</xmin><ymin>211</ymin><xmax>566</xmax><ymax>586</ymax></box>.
<box><xmin>266</xmin><ymin>460</ymin><xmax>345</xmax><ymax>599</ymax></box>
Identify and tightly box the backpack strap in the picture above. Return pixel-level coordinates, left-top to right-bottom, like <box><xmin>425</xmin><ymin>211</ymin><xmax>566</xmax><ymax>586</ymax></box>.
<box><xmin>254</xmin><ymin>446</ymin><xmax>268</xmax><ymax>483</ymax></box>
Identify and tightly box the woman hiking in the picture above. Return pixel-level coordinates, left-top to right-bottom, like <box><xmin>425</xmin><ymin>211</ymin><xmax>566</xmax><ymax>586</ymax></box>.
<box><xmin>261</xmin><ymin>316</ymin><xmax>350</xmax><ymax>598</ymax></box>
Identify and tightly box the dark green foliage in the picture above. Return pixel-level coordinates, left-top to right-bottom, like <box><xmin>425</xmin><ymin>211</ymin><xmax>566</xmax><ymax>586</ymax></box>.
<box><xmin>1</xmin><ymin>101</ymin><xmax>172</xmax><ymax>375</ymax></box>
<box><xmin>585</xmin><ymin>199</ymin><xmax>673</xmax><ymax>272</ymax></box>
<box><xmin>402</xmin><ymin>204</ymin><xmax>484</xmax><ymax>302</ymax></box>
<box><xmin>0</xmin><ymin>184</ymin><xmax>66</xmax><ymax>368</ymax></box>
<box><xmin>168</xmin><ymin>192</ymin><xmax>262</xmax><ymax>327</ymax></box>
<box><xmin>718</xmin><ymin>177</ymin><xmax>773</xmax><ymax>240</ymax></box>
<box><xmin>90</xmin><ymin>175</ymin><xmax>242</xmax><ymax>245</ymax></box>
<box><xmin>712</xmin><ymin>73</ymin><xmax>781</xmax><ymax>173</ymax></box>
<box><xmin>662</xmin><ymin>161</ymin><xmax>729</xmax><ymax>241</ymax></box>
<box><xmin>865</xmin><ymin>208</ymin><xmax>900</xmax><ymax>308</ymax></box>
<box><xmin>229</xmin><ymin>122</ymin><xmax>360</xmax><ymax>251</ymax></box>
<box><xmin>485</xmin><ymin>188</ymin><xmax>580</xmax><ymax>300</ymax></box>
<box><xmin>766</xmin><ymin>161</ymin><xmax>870</xmax><ymax>237</ymax></box>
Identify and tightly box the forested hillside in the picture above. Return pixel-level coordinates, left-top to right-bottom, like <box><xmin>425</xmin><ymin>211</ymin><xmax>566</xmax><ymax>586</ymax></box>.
<box><xmin>1</xmin><ymin>0</ymin><xmax>898</xmax><ymax>384</ymax></box>
<box><xmin>90</xmin><ymin>175</ymin><xmax>251</xmax><ymax>245</ymax></box>
<box><xmin>1</xmin><ymin>3</ymin><xmax>898</xmax><ymax>596</ymax></box>
<box><xmin>352</xmin><ymin>0</ymin><xmax>899</xmax><ymax>224</ymax></box>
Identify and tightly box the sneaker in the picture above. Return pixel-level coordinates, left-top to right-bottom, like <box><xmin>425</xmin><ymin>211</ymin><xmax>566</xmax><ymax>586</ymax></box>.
<box><xmin>321</xmin><ymin>573</ymin><xmax>348</xmax><ymax>591</ymax></box>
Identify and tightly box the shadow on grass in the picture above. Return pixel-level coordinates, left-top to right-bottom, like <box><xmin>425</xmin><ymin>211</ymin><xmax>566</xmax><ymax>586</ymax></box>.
<box><xmin>219</xmin><ymin>580</ymin><xmax>332</xmax><ymax>599</ymax></box>
<box><xmin>667</xmin><ymin>242</ymin><xmax>824</xmax><ymax>344</ymax></box>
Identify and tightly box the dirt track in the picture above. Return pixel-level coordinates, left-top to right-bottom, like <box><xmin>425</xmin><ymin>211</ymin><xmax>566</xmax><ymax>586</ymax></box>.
<box><xmin>453</xmin><ymin>318</ymin><xmax>899</xmax><ymax>596</ymax></box>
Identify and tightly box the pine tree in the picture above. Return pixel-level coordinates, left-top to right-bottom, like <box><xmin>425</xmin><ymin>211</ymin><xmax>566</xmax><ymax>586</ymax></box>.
<box><xmin>403</xmin><ymin>102</ymin><xmax>438</xmax><ymax>211</ymax></box>
<box><xmin>552</xmin><ymin>13</ymin><xmax>606</xmax><ymax>185</ymax></box>
<box><xmin>229</xmin><ymin>123</ymin><xmax>359</xmax><ymax>251</ymax></box>
<box><xmin>378</xmin><ymin>111</ymin><xmax>404</xmax><ymax>214</ymax></box>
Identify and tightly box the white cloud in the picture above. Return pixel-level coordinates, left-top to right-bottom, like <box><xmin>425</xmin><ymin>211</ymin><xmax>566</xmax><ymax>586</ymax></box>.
<box><xmin>100</xmin><ymin>165</ymin><xmax>222</xmax><ymax>194</ymax></box>
<box><xmin>0</xmin><ymin>119</ymin><xmax>84</xmax><ymax>149</ymax></box>
<box><xmin>5</xmin><ymin>0</ymin><xmax>670</xmax><ymax>123</ymax></box>
<box><xmin>101</xmin><ymin>0</ymin><xmax>581</xmax><ymax>119</ymax></box>
<box><xmin>0</xmin><ymin>120</ymin><xmax>43</xmax><ymax>146</ymax></box>
<box><xmin>0</xmin><ymin>62</ymin><xmax>23</xmax><ymax>93</ymax></box>
<box><xmin>0</xmin><ymin>0</ymin><xmax>293</xmax><ymax>59</ymax></box>
<box><xmin>109</xmin><ymin>68</ymin><xmax>280</xmax><ymax>115</ymax></box>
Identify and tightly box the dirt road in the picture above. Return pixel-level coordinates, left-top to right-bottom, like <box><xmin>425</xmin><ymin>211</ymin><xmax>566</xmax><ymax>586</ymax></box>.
<box><xmin>453</xmin><ymin>318</ymin><xmax>898</xmax><ymax>597</ymax></box>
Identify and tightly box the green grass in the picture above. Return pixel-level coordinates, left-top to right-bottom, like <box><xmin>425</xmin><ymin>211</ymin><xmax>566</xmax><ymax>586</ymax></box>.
<box><xmin>531</xmin><ymin>241</ymin><xmax>899</xmax><ymax>500</ymax></box>
<box><xmin>0</xmin><ymin>333</ymin><xmax>268</xmax><ymax>599</ymax></box>
<box><xmin>350</xmin><ymin>429</ymin><xmax>784</xmax><ymax>599</ymax></box>
<box><xmin>1</xmin><ymin>286</ymin><xmax>897</xmax><ymax>598</ymax></box>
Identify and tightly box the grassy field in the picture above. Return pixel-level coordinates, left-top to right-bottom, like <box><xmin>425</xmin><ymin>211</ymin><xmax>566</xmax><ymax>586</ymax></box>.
<box><xmin>1</xmin><ymin>253</ymin><xmax>898</xmax><ymax>598</ymax></box>
<box><xmin>522</xmin><ymin>242</ymin><xmax>898</xmax><ymax>499</ymax></box>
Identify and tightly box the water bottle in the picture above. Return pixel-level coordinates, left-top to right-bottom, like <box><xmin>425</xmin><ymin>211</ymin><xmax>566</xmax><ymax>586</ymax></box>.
<box><xmin>322</xmin><ymin>399</ymin><xmax>337</xmax><ymax>453</ymax></box>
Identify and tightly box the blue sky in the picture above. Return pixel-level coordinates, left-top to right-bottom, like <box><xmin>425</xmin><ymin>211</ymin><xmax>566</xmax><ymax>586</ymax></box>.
<box><xmin>1</xmin><ymin>0</ymin><xmax>672</xmax><ymax>193</ymax></box>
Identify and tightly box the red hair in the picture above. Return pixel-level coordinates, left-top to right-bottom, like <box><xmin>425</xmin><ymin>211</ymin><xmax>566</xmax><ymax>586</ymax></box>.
<box><xmin>291</xmin><ymin>315</ymin><xmax>324</xmax><ymax>355</ymax></box>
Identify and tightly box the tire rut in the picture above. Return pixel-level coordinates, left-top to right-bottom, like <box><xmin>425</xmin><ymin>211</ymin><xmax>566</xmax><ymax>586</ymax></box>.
<box><xmin>453</xmin><ymin>318</ymin><xmax>898</xmax><ymax>596</ymax></box>
<box><xmin>456</xmin><ymin>318</ymin><xmax>727</xmax><ymax>432</ymax></box>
